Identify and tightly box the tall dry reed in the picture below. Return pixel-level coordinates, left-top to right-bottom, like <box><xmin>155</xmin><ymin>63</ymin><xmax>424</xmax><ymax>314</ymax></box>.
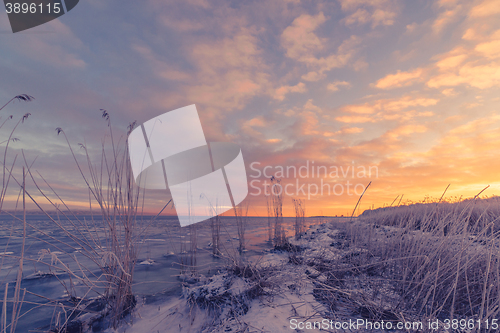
<box><xmin>266</xmin><ymin>195</ymin><xmax>273</xmax><ymax>243</ymax></box>
<box><xmin>10</xmin><ymin>111</ymin><xmax>151</xmax><ymax>330</ymax></box>
<box><xmin>211</xmin><ymin>215</ymin><xmax>221</xmax><ymax>256</ymax></box>
<box><xmin>292</xmin><ymin>198</ymin><xmax>305</xmax><ymax>240</ymax></box>
<box><xmin>234</xmin><ymin>204</ymin><xmax>248</xmax><ymax>253</ymax></box>
<box><xmin>0</xmin><ymin>95</ymin><xmax>33</xmax><ymax>333</ymax></box>
<box><xmin>315</xmin><ymin>191</ymin><xmax>500</xmax><ymax>327</ymax></box>
<box><xmin>268</xmin><ymin>177</ymin><xmax>285</xmax><ymax>247</ymax></box>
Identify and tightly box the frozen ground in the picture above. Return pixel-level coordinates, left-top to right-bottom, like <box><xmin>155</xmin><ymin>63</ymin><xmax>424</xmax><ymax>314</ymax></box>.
<box><xmin>54</xmin><ymin>215</ymin><xmax>492</xmax><ymax>333</ymax></box>
<box><xmin>103</xmin><ymin>222</ymin><xmax>420</xmax><ymax>333</ymax></box>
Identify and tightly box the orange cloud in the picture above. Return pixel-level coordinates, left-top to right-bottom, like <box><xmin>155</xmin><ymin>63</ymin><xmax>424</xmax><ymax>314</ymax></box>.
<box><xmin>441</xmin><ymin>88</ymin><xmax>458</xmax><ymax>96</ymax></box>
<box><xmin>299</xmin><ymin>102</ymin><xmax>322</xmax><ymax>136</ymax></box>
<box><xmin>303</xmin><ymin>99</ymin><xmax>323</xmax><ymax>114</ymax></box>
<box><xmin>432</xmin><ymin>6</ymin><xmax>463</xmax><ymax>32</ymax></box>
<box><xmin>336</xmin><ymin>115</ymin><xmax>374</xmax><ymax>123</ymax></box>
<box><xmin>462</xmin><ymin>28</ymin><xmax>478</xmax><ymax>40</ymax></box>
<box><xmin>427</xmin><ymin>73</ymin><xmax>464</xmax><ymax>88</ymax></box>
<box><xmin>159</xmin><ymin>18</ymin><xmax>205</xmax><ymax>32</ymax></box>
<box><xmin>475</xmin><ymin>40</ymin><xmax>500</xmax><ymax>59</ymax></box>
<box><xmin>374</xmin><ymin>69</ymin><xmax>423</xmax><ymax>89</ymax></box>
<box><xmin>341</xmin><ymin>104</ymin><xmax>375</xmax><ymax>114</ymax></box>
<box><xmin>384</xmin><ymin>124</ymin><xmax>427</xmax><ymax>139</ymax></box>
<box><xmin>470</xmin><ymin>0</ymin><xmax>500</xmax><ymax>18</ymax></box>
<box><xmin>436</xmin><ymin>54</ymin><xmax>468</xmax><ymax>70</ymax></box>
<box><xmin>281</xmin><ymin>13</ymin><xmax>326</xmax><ymax>62</ymax></box>
<box><xmin>428</xmin><ymin>63</ymin><xmax>500</xmax><ymax>89</ymax></box>
<box><xmin>241</xmin><ymin>116</ymin><xmax>268</xmax><ymax>138</ymax></box>
<box><xmin>371</xmin><ymin>8</ymin><xmax>397</xmax><ymax>27</ymax></box>
<box><xmin>9</xmin><ymin>20</ymin><xmax>86</xmax><ymax>68</ymax></box>
<box><xmin>337</xmin><ymin>96</ymin><xmax>438</xmax><ymax>123</ymax></box>
<box><xmin>312</xmin><ymin>36</ymin><xmax>361</xmax><ymax>70</ymax></box>
<box><xmin>281</xmin><ymin>13</ymin><xmax>361</xmax><ymax>77</ymax></box>
<box><xmin>246</xmin><ymin>117</ymin><xmax>266</xmax><ymax>127</ymax></box>
<box><xmin>437</xmin><ymin>0</ymin><xmax>459</xmax><ymax>7</ymax></box>
<box><xmin>339</xmin><ymin>0</ymin><xmax>392</xmax><ymax>10</ymax></box>
<box><xmin>344</xmin><ymin>9</ymin><xmax>371</xmax><ymax>26</ymax></box>
<box><xmin>340</xmin><ymin>127</ymin><xmax>365</xmax><ymax>134</ymax></box>
<box><xmin>425</xmin><ymin>24</ymin><xmax>500</xmax><ymax>90</ymax></box>
<box><xmin>382</xmin><ymin>96</ymin><xmax>438</xmax><ymax>111</ymax></box>
<box><xmin>406</xmin><ymin>22</ymin><xmax>418</xmax><ymax>33</ymax></box>
<box><xmin>327</xmin><ymin>80</ymin><xmax>351</xmax><ymax>92</ymax></box>
<box><xmin>266</xmin><ymin>138</ymin><xmax>282</xmax><ymax>143</ymax></box>
<box><xmin>274</xmin><ymin>82</ymin><xmax>307</xmax><ymax>101</ymax></box>
<box><xmin>180</xmin><ymin>27</ymin><xmax>272</xmax><ymax>133</ymax></box>
<box><xmin>301</xmin><ymin>71</ymin><xmax>326</xmax><ymax>81</ymax></box>
<box><xmin>418</xmin><ymin>115</ymin><xmax>500</xmax><ymax>191</ymax></box>
<box><xmin>339</xmin><ymin>0</ymin><xmax>397</xmax><ymax>28</ymax></box>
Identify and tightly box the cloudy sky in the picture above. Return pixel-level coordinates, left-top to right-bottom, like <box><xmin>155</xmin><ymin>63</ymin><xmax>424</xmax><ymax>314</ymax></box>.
<box><xmin>1</xmin><ymin>0</ymin><xmax>500</xmax><ymax>216</ymax></box>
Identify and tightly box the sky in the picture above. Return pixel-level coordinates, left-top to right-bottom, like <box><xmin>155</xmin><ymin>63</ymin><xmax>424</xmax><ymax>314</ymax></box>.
<box><xmin>1</xmin><ymin>0</ymin><xmax>500</xmax><ymax>217</ymax></box>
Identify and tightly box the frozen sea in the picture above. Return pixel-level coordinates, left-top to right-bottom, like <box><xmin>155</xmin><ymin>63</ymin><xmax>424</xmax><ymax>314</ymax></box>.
<box><xmin>0</xmin><ymin>214</ymin><xmax>341</xmax><ymax>332</ymax></box>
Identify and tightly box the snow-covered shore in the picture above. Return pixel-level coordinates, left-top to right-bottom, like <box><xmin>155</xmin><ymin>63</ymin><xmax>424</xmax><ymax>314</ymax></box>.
<box><xmin>104</xmin><ymin>216</ymin><xmax>494</xmax><ymax>333</ymax></box>
<box><xmin>104</xmin><ymin>223</ymin><xmax>338</xmax><ymax>333</ymax></box>
<box><xmin>102</xmin><ymin>221</ymin><xmax>409</xmax><ymax>333</ymax></box>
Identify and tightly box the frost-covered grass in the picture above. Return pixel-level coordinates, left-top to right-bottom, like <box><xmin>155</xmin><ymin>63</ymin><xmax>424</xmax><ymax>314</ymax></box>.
<box><xmin>314</xmin><ymin>196</ymin><xmax>500</xmax><ymax>330</ymax></box>
<box><xmin>117</xmin><ymin>196</ymin><xmax>500</xmax><ymax>333</ymax></box>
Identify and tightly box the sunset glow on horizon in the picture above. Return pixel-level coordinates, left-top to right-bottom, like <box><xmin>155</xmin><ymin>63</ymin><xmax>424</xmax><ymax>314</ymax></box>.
<box><xmin>2</xmin><ymin>0</ymin><xmax>500</xmax><ymax>218</ymax></box>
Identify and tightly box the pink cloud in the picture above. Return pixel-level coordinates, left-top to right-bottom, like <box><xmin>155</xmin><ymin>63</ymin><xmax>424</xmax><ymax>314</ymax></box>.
<box><xmin>470</xmin><ymin>0</ymin><xmax>500</xmax><ymax>18</ymax></box>
<box><xmin>281</xmin><ymin>13</ymin><xmax>327</xmax><ymax>62</ymax></box>
<box><xmin>337</xmin><ymin>96</ymin><xmax>438</xmax><ymax>123</ymax></box>
<box><xmin>327</xmin><ymin>80</ymin><xmax>351</xmax><ymax>92</ymax></box>
<box><xmin>281</xmin><ymin>13</ymin><xmax>362</xmax><ymax>77</ymax></box>
<box><xmin>374</xmin><ymin>69</ymin><xmax>424</xmax><ymax>89</ymax></box>
<box><xmin>273</xmin><ymin>82</ymin><xmax>307</xmax><ymax>101</ymax></box>
<box><xmin>339</xmin><ymin>0</ymin><xmax>397</xmax><ymax>28</ymax></box>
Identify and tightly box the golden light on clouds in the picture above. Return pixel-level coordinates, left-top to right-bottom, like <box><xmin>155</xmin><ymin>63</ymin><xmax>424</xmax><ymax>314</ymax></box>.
<box><xmin>374</xmin><ymin>69</ymin><xmax>423</xmax><ymax>89</ymax></box>
<box><xmin>3</xmin><ymin>0</ymin><xmax>500</xmax><ymax>217</ymax></box>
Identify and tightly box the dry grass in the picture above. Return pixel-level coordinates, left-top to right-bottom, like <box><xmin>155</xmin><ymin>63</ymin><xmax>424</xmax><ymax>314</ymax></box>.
<box><xmin>265</xmin><ymin>195</ymin><xmax>273</xmax><ymax>243</ymax></box>
<box><xmin>0</xmin><ymin>95</ymin><xmax>33</xmax><ymax>333</ymax></box>
<box><xmin>292</xmin><ymin>198</ymin><xmax>306</xmax><ymax>240</ymax></box>
<box><xmin>210</xmin><ymin>215</ymin><xmax>221</xmax><ymax>256</ymax></box>
<box><xmin>234</xmin><ymin>204</ymin><xmax>248</xmax><ymax>253</ymax></box>
<box><xmin>39</xmin><ymin>112</ymin><xmax>142</xmax><ymax>329</ymax></box>
<box><xmin>0</xmin><ymin>110</ymin><xmax>159</xmax><ymax>332</ymax></box>
<box><xmin>303</xmin><ymin>194</ymin><xmax>500</xmax><ymax>330</ymax></box>
<box><xmin>361</xmin><ymin>193</ymin><xmax>500</xmax><ymax>235</ymax></box>
<box><xmin>189</xmin><ymin>224</ymin><xmax>197</xmax><ymax>274</ymax></box>
<box><xmin>186</xmin><ymin>259</ymin><xmax>282</xmax><ymax>332</ymax></box>
<box><xmin>267</xmin><ymin>176</ymin><xmax>286</xmax><ymax>247</ymax></box>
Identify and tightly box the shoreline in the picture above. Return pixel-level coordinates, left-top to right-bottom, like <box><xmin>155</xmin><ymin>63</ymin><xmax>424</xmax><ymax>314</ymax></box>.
<box><xmin>104</xmin><ymin>209</ymin><xmax>498</xmax><ymax>333</ymax></box>
<box><xmin>103</xmin><ymin>220</ymin><xmax>400</xmax><ymax>333</ymax></box>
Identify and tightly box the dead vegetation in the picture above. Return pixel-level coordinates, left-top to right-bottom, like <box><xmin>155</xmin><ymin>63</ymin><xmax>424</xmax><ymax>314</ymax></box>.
<box><xmin>1</xmin><ymin>95</ymin><xmax>34</xmax><ymax>333</ymax></box>
<box><xmin>185</xmin><ymin>260</ymin><xmax>286</xmax><ymax>332</ymax></box>
<box><xmin>267</xmin><ymin>176</ymin><xmax>286</xmax><ymax>247</ymax></box>
<box><xmin>292</xmin><ymin>194</ymin><xmax>500</xmax><ymax>332</ymax></box>
<box><xmin>293</xmin><ymin>198</ymin><xmax>306</xmax><ymax>240</ymax></box>
<box><xmin>1</xmin><ymin>107</ymin><xmax>158</xmax><ymax>332</ymax></box>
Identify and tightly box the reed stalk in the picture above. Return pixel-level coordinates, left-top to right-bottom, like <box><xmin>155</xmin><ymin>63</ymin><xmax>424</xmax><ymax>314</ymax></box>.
<box><xmin>292</xmin><ymin>198</ymin><xmax>305</xmax><ymax>240</ymax></box>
